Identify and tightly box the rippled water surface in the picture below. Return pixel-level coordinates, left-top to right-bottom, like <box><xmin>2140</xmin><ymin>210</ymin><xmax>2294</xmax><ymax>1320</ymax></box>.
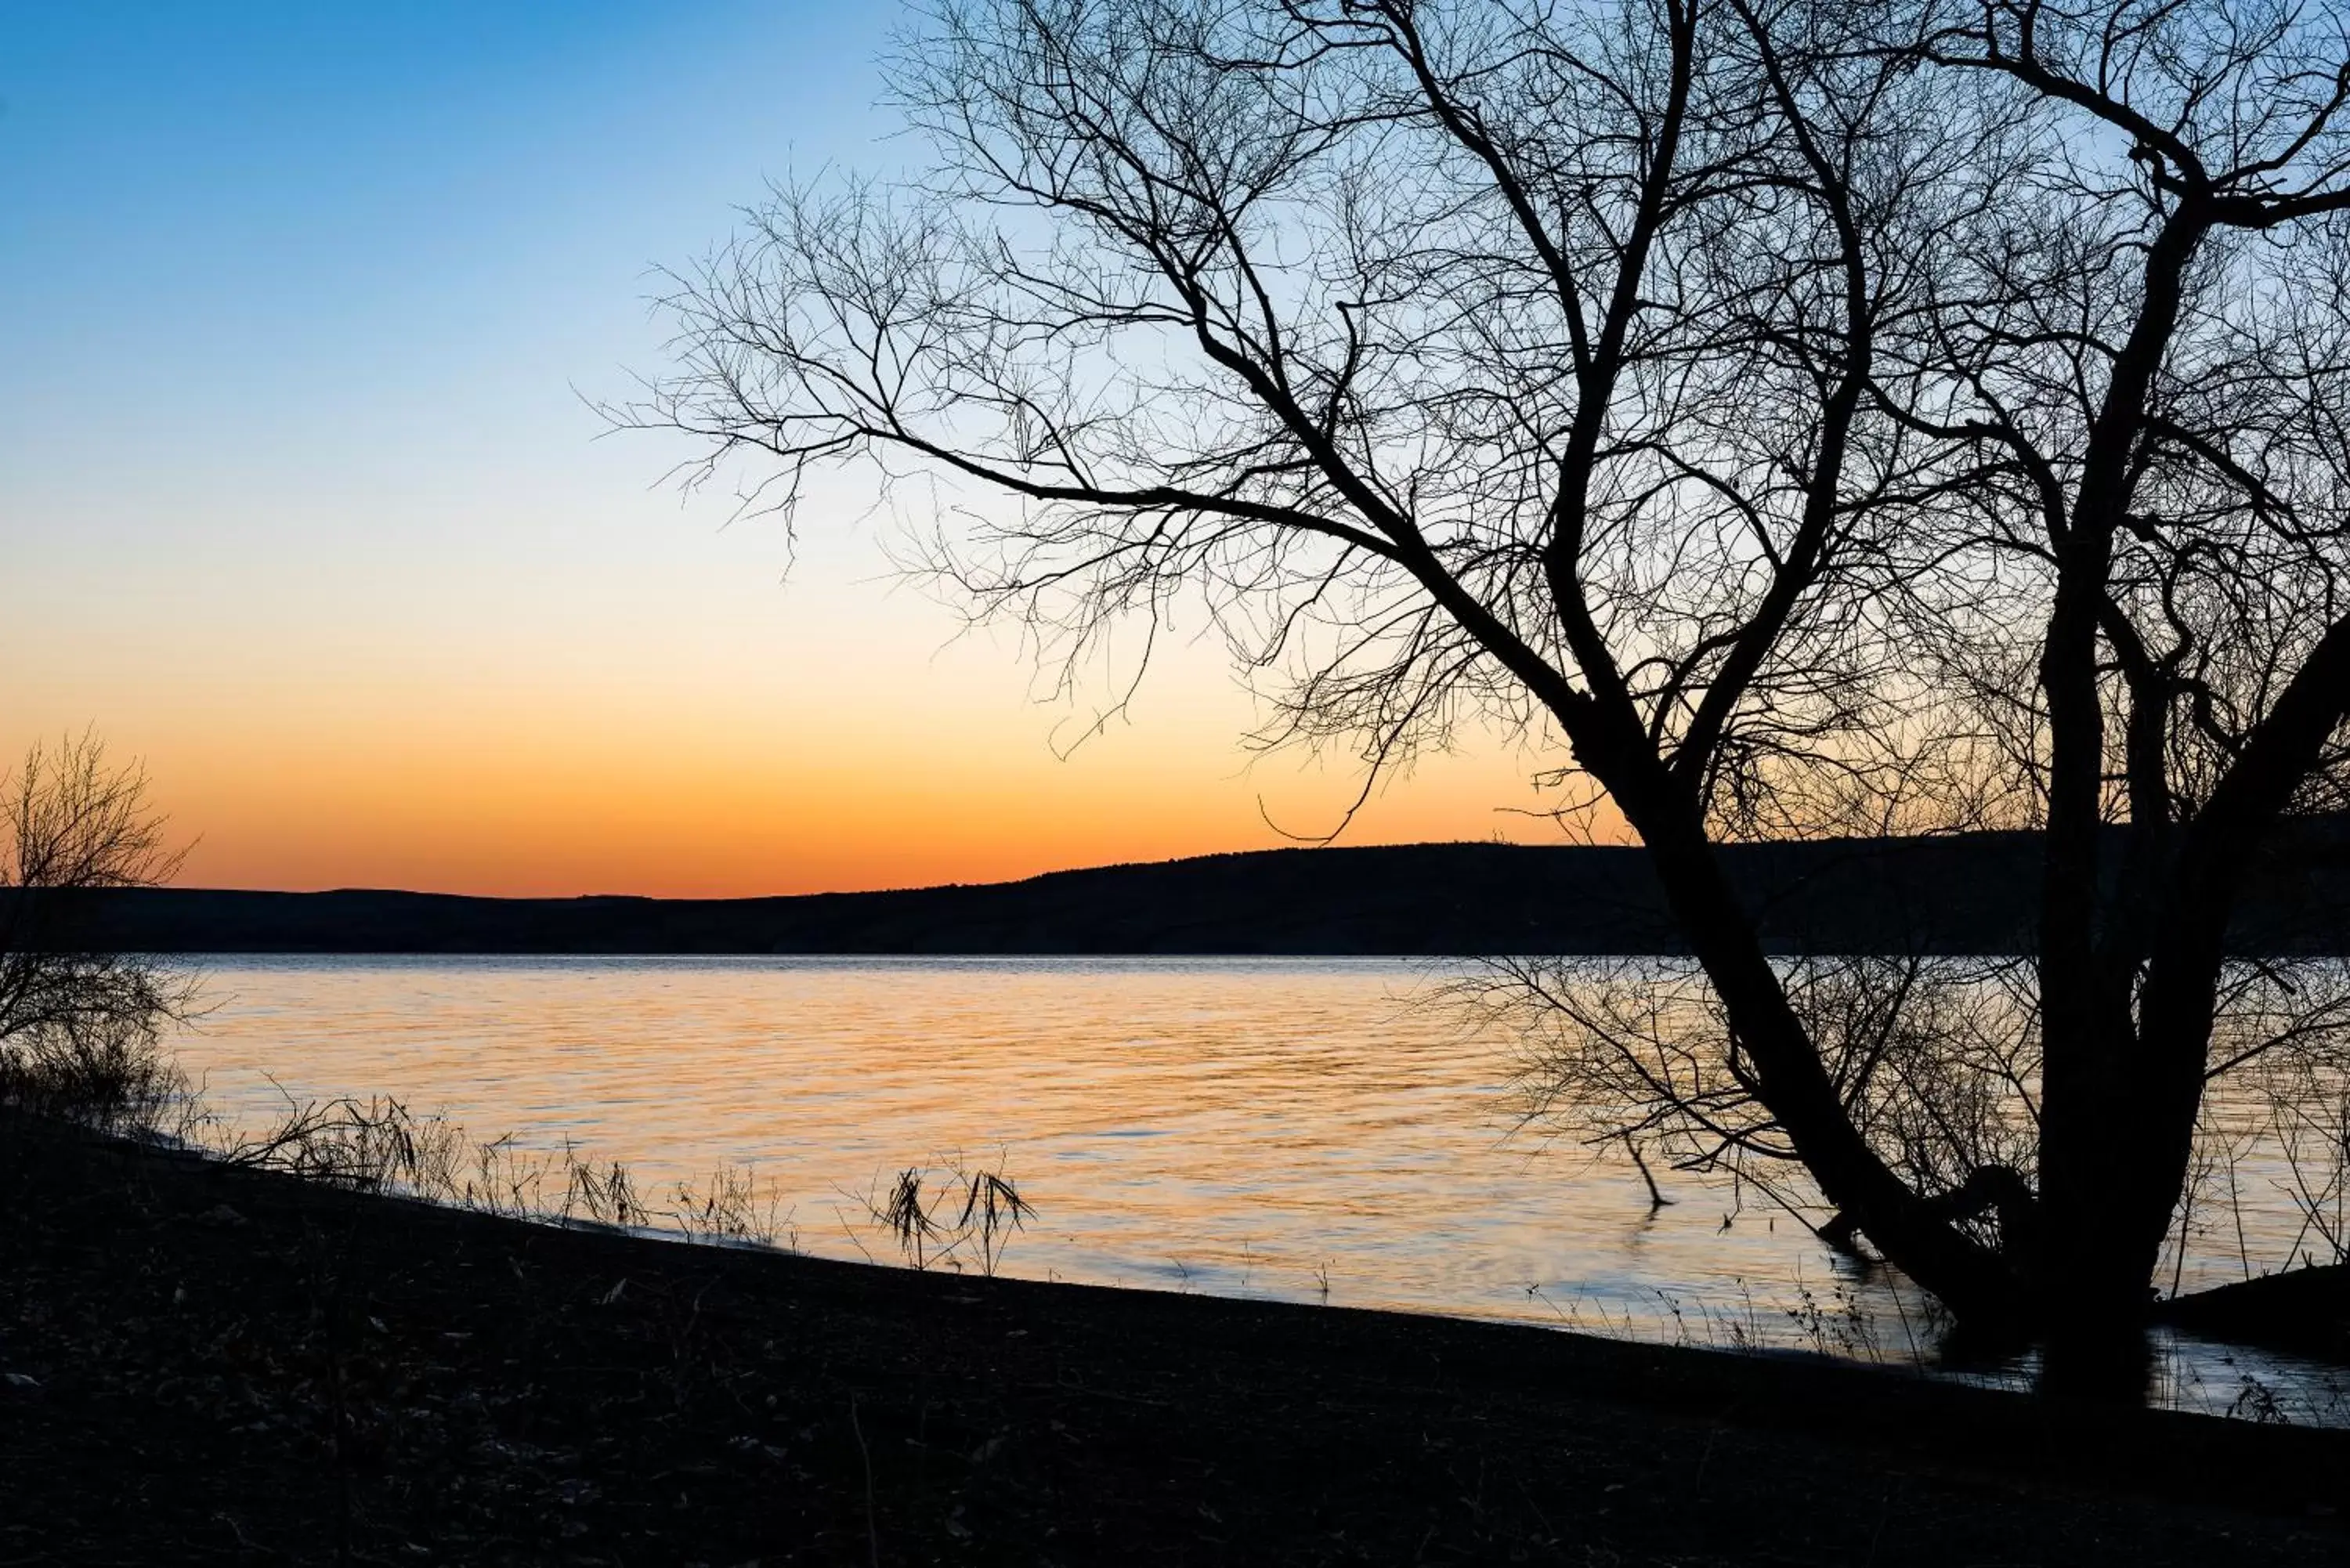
<box><xmin>170</xmin><ymin>955</ymin><xmax>2346</xmax><ymax>1419</ymax></box>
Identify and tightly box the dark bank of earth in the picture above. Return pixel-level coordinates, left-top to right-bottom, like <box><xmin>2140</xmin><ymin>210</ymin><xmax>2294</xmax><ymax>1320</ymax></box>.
<box><xmin>2</xmin><ymin>1115</ymin><xmax>2345</xmax><ymax>1566</ymax></box>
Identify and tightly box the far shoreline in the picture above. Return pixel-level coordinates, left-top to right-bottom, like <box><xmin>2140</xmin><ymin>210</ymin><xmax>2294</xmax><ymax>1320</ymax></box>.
<box><xmin>35</xmin><ymin>821</ymin><xmax>2350</xmax><ymax>956</ymax></box>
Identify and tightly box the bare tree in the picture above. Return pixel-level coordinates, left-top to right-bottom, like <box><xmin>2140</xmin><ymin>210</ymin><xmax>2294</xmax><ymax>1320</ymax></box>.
<box><xmin>633</xmin><ymin>0</ymin><xmax>2350</xmax><ymax>1392</ymax></box>
<box><xmin>1896</xmin><ymin>0</ymin><xmax>2350</xmax><ymax>1383</ymax></box>
<box><xmin>0</xmin><ymin>732</ymin><xmax>194</xmax><ymax>1133</ymax></box>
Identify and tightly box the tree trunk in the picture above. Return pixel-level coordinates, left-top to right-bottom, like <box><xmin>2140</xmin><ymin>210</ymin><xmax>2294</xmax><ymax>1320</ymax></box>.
<box><xmin>2034</xmin><ymin>1161</ymin><xmax>2162</xmax><ymax>1398</ymax></box>
<box><xmin>1624</xmin><ymin>807</ymin><xmax>2030</xmax><ymax>1332</ymax></box>
<box><xmin>2034</xmin><ymin>1035</ymin><xmax>2187</xmax><ymax>1400</ymax></box>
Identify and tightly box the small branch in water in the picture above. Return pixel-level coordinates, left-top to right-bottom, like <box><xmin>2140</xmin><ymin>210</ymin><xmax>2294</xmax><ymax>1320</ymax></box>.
<box><xmin>1818</xmin><ymin>1211</ymin><xmax>1863</xmax><ymax>1255</ymax></box>
<box><xmin>1625</xmin><ymin>1139</ymin><xmax>1673</xmax><ymax>1210</ymax></box>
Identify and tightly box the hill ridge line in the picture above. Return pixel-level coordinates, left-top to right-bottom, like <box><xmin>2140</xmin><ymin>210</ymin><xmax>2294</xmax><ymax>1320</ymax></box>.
<box><xmin>21</xmin><ymin>825</ymin><xmax>2350</xmax><ymax>955</ymax></box>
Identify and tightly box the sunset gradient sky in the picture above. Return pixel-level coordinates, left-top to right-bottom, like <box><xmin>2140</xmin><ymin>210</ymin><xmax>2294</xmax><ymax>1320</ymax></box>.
<box><xmin>3</xmin><ymin>1</ymin><xmax>1571</xmax><ymax>896</ymax></box>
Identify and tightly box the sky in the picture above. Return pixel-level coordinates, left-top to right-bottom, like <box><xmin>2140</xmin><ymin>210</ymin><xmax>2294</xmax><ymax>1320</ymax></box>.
<box><xmin>2</xmin><ymin>1</ymin><xmax>1568</xmax><ymax>897</ymax></box>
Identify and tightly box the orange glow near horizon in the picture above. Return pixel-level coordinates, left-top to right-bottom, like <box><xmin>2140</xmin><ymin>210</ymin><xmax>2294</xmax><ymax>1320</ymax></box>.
<box><xmin>70</xmin><ymin>747</ymin><xmax>1600</xmax><ymax>900</ymax></box>
<box><xmin>5</xmin><ymin>565</ymin><xmax>1616</xmax><ymax>897</ymax></box>
<box><xmin>0</xmin><ymin>4</ymin><xmax>1629</xmax><ymax>900</ymax></box>
<box><xmin>92</xmin><ymin>723</ymin><xmax>1608</xmax><ymax>898</ymax></box>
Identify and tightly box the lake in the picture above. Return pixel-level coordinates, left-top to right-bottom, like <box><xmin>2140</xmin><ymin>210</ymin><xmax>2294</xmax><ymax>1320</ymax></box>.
<box><xmin>168</xmin><ymin>954</ymin><xmax>2347</xmax><ymax>1420</ymax></box>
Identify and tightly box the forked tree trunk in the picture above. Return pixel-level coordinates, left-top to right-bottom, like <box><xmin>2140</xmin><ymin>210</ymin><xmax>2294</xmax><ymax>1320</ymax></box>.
<box><xmin>2036</xmin><ymin>942</ymin><xmax>2240</xmax><ymax>1397</ymax></box>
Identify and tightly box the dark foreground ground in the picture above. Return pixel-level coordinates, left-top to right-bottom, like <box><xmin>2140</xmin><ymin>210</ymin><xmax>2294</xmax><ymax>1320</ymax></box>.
<box><xmin>3</xmin><ymin>1115</ymin><xmax>2346</xmax><ymax>1566</ymax></box>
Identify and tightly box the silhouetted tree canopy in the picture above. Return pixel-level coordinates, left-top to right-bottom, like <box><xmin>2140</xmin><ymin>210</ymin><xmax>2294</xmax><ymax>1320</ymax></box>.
<box><xmin>637</xmin><ymin>0</ymin><xmax>2350</xmax><ymax>1394</ymax></box>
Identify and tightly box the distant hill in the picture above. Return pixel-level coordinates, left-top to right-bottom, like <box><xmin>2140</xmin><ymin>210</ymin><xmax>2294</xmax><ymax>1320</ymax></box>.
<box><xmin>21</xmin><ymin>824</ymin><xmax>2350</xmax><ymax>956</ymax></box>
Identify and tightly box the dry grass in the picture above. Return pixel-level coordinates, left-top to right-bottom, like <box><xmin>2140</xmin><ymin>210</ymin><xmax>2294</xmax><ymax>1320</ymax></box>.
<box><xmin>204</xmin><ymin>1086</ymin><xmax>801</xmax><ymax>1255</ymax></box>
<box><xmin>853</xmin><ymin>1155</ymin><xmax>1034</xmax><ymax>1277</ymax></box>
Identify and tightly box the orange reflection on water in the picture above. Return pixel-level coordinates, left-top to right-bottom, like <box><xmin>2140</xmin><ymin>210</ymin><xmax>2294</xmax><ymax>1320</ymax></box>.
<box><xmin>177</xmin><ymin>956</ymin><xmax>1830</xmax><ymax>1319</ymax></box>
<box><xmin>166</xmin><ymin>955</ymin><xmax>2350</xmax><ymax>1418</ymax></box>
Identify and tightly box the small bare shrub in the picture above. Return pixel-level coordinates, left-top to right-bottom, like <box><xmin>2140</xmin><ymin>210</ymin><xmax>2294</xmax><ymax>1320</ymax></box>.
<box><xmin>670</xmin><ymin>1165</ymin><xmax>786</xmax><ymax>1246</ymax></box>
<box><xmin>878</xmin><ymin>1167</ymin><xmax>938</xmax><ymax>1269</ymax></box>
<box><xmin>856</xmin><ymin>1154</ymin><xmax>1034</xmax><ymax>1276</ymax></box>
<box><xmin>561</xmin><ymin>1144</ymin><xmax>649</xmax><ymax>1230</ymax></box>
<box><xmin>0</xmin><ymin>732</ymin><xmax>199</xmax><ymax>1139</ymax></box>
<box><xmin>0</xmin><ymin>1010</ymin><xmax>200</xmax><ymax>1140</ymax></box>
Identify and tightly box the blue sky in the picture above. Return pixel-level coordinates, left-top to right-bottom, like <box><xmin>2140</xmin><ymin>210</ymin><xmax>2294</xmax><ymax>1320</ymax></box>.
<box><xmin>0</xmin><ymin>3</ymin><xmax>1549</xmax><ymax>894</ymax></box>
<box><xmin>4</xmin><ymin>2</ymin><xmax>887</xmax><ymax>500</ymax></box>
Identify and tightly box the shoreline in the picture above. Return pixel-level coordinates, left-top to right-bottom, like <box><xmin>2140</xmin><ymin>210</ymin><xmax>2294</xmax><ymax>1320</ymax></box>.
<box><xmin>42</xmin><ymin>822</ymin><xmax>2350</xmax><ymax>956</ymax></box>
<box><xmin>5</xmin><ymin>1112</ymin><xmax>2347</xmax><ymax>1564</ymax></box>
